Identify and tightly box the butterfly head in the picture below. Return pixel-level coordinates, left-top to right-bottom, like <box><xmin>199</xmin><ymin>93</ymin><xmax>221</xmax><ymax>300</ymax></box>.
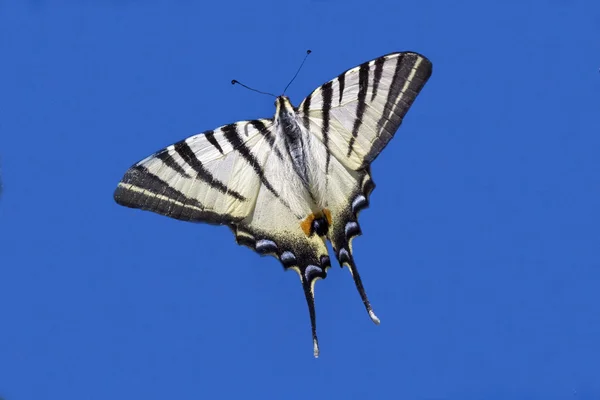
<box><xmin>275</xmin><ymin>96</ymin><xmax>294</xmax><ymax>112</ymax></box>
<box><xmin>274</xmin><ymin>96</ymin><xmax>298</xmax><ymax>126</ymax></box>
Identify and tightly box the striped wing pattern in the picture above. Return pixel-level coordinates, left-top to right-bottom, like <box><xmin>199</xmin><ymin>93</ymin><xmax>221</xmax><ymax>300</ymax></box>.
<box><xmin>297</xmin><ymin>52</ymin><xmax>432</xmax><ymax>331</ymax></box>
<box><xmin>114</xmin><ymin>119</ymin><xmax>275</xmax><ymax>224</ymax></box>
<box><xmin>299</xmin><ymin>52</ymin><xmax>432</xmax><ymax>170</ymax></box>
<box><xmin>114</xmin><ymin>51</ymin><xmax>432</xmax><ymax>357</ymax></box>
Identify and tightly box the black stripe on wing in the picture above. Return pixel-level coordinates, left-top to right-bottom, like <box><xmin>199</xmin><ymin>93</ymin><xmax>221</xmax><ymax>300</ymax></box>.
<box><xmin>249</xmin><ymin>119</ymin><xmax>283</xmax><ymax>161</ymax></box>
<box><xmin>321</xmin><ymin>81</ymin><xmax>333</xmax><ymax>174</ymax></box>
<box><xmin>337</xmin><ymin>73</ymin><xmax>345</xmax><ymax>105</ymax></box>
<box><xmin>173</xmin><ymin>140</ymin><xmax>247</xmax><ymax>201</ymax></box>
<box><xmin>376</xmin><ymin>54</ymin><xmax>404</xmax><ymax>138</ymax></box>
<box><xmin>156</xmin><ymin>151</ymin><xmax>191</xmax><ymax>178</ymax></box>
<box><xmin>222</xmin><ymin>123</ymin><xmax>281</xmax><ymax>199</ymax></box>
<box><xmin>114</xmin><ymin>165</ymin><xmax>238</xmax><ymax>224</ymax></box>
<box><xmin>302</xmin><ymin>94</ymin><xmax>311</xmax><ymax>131</ymax></box>
<box><xmin>204</xmin><ymin>130</ymin><xmax>224</xmax><ymax>155</ymax></box>
<box><xmin>346</xmin><ymin>62</ymin><xmax>370</xmax><ymax>157</ymax></box>
<box><xmin>371</xmin><ymin>56</ymin><xmax>385</xmax><ymax>102</ymax></box>
<box><xmin>363</xmin><ymin>53</ymin><xmax>432</xmax><ymax>167</ymax></box>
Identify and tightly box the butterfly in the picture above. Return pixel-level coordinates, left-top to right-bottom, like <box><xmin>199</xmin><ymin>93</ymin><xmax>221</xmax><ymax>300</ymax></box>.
<box><xmin>114</xmin><ymin>51</ymin><xmax>432</xmax><ymax>357</ymax></box>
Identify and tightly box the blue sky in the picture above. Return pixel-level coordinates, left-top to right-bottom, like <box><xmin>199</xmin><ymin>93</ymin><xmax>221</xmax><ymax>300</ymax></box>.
<box><xmin>1</xmin><ymin>0</ymin><xmax>600</xmax><ymax>399</ymax></box>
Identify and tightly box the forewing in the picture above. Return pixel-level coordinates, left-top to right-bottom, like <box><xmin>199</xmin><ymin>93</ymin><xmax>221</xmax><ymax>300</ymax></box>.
<box><xmin>114</xmin><ymin>119</ymin><xmax>276</xmax><ymax>225</ymax></box>
<box><xmin>298</xmin><ymin>52</ymin><xmax>432</xmax><ymax>170</ymax></box>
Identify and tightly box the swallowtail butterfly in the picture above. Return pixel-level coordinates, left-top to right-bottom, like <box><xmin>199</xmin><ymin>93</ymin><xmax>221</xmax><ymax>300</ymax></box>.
<box><xmin>115</xmin><ymin>51</ymin><xmax>432</xmax><ymax>357</ymax></box>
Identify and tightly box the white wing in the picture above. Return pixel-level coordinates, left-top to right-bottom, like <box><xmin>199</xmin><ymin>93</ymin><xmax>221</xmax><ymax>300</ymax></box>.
<box><xmin>298</xmin><ymin>52</ymin><xmax>432</xmax><ymax>171</ymax></box>
<box><xmin>114</xmin><ymin>119</ymin><xmax>278</xmax><ymax>224</ymax></box>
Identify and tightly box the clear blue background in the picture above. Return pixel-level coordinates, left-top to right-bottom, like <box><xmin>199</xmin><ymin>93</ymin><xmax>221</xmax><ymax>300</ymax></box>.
<box><xmin>1</xmin><ymin>0</ymin><xmax>599</xmax><ymax>399</ymax></box>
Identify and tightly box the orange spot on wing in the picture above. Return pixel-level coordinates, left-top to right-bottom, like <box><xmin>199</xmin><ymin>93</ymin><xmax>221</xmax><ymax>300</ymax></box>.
<box><xmin>301</xmin><ymin>214</ymin><xmax>315</xmax><ymax>236</ymax></box>
<box><xmin>301</xmin><ymin>209</ymin><xmax>333</xmax><ymax>237</ymax></box>
<box><xmin>323</xmin><ymin>209</ymin><xmax>332</xmax><ymax>225</ymax></box>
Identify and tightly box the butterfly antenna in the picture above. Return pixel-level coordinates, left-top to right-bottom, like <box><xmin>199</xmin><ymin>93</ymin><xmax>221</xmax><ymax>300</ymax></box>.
<box><xmin>231</xmin><ymin>80</ymin><xmax>277</xmax><ymax>98</ymax></box>
<box><xmin>282</xmin><ymin>50</ymin><xmax>312</xmax><ymax>95</ymax></box>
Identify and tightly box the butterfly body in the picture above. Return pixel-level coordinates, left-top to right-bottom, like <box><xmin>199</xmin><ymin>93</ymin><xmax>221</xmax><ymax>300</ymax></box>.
<box><xmin>272</xmin><ymin>96</ymin><xmax>329</xmax><ymax>217</ymax></box>
<box><xmin>115</xmin><ymin>52</ymin><xmax>432</xmax><ymax>357</ymax></box>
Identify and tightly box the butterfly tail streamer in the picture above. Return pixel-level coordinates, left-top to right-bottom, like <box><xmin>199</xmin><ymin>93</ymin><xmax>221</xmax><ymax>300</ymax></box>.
<box><xmin>300</xmin><ymin>275</ymin><xmax>321</xmax><ymax>358</ymax></box>
<box><xmin>340</xmin><ymin>250</ymin><xmax>380</xmax><ymax>325</ymax></box>
<box><xmin>294</xmin><ymin>254</ymin><xmax>331</xmax><ymax>358</ymax></box>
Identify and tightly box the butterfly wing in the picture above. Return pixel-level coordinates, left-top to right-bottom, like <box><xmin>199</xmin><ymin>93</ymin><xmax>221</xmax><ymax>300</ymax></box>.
<box><xmin>297</xmin><ymin>52</ymin><xmax>432</xmax><ymax>325</ymax></box>
<box><xmin>115</xmin><ymin>118</ymin><xmax>331</xmax><ymax>357</ymax></box>
<box><xmin>115</xmin><ymin>119</ymin><xmax>279</xmax><ymax>224</ymax></box>
<box><xmin>298</xmin><ymin>51</ymin><xmax>432</xmax><ymax>171</ymax></box>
